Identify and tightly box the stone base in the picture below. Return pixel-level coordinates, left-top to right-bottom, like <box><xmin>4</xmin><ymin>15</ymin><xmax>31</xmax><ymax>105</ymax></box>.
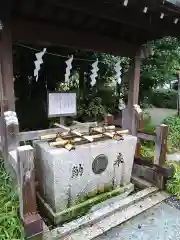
<box><xmin>37</xmin><ymin>183</ymin><xmax>134</xmax><ymax>225</ymax></box>
<box><xmin>44</xmin><ymin>187</ymin><xmax>169</xmax><ymax>240</ymax></box>
<box><xmin>34</xmin><ymin>135</ymin><xmax>137</xmax><ymax>213</ymax></box>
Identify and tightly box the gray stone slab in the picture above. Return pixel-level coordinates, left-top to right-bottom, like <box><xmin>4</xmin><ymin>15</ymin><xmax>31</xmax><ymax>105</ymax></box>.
<box><xmin>44</xmin><ymin>187</ymin><xmax>160</xmax><ymax>239</ymax></box>
<box><xmin>166</xmin><ymin>153</ymin><xmax>180</xmax><ymax>162</ymax></box>
<box><xmin>95</xmin><ymin>202</ymin><xmax>180</xmax><ymax>240</ymax></box>
<box><xmin>34</xmin><ymin>135</ymin><xmax>137</xmax><ymax>213</ymax></box>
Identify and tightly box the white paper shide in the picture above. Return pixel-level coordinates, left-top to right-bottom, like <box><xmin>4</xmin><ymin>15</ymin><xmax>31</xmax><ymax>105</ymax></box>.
<box><xmin>65</xmin><ymin>55</ymin><xmax>73</xmax><ymax>85</ymax></box>
<box><xmin>34</xmin><ymin>48</ymin><xmax>46</xmax><ymax>81</ymax></box>
<box><xmin>114</xmin><ymin>61</ymin><xmax>122</xmax><ymax>85</ymax></box>
<box><xmin>90</xmin><ymin>59</ymin><xmax>99</xmax><ymax>87</ymax></box>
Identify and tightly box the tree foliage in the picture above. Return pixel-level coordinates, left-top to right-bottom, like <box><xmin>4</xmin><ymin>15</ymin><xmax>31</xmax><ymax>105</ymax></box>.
<box><xmin>140</xmin><ymin>37</ymin><xmax>180</xmax><ymax>102</ymax></box>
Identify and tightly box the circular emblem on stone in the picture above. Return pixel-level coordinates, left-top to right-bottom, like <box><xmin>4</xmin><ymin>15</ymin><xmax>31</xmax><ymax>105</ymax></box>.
<box><xmin>92</xmin><ymin>154</ymin><xmax>108</xmax><ymax>174</ymax></box>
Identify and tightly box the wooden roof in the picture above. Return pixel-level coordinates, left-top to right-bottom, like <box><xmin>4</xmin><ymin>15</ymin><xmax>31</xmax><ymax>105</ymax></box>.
<box><xmin>2</xmin><ymin>0</ymin><xmax>180</xmax><ymax>56</ymax></box>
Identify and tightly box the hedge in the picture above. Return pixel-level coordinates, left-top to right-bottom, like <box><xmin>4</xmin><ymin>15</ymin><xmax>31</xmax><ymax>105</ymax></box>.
<box><xmin>163</xmin><ymin>115</ymin><xmax>180</xmax><ymax>152</ymax></box>
<box><xmin>151</xmin><ymin>89</ymin><xmax>177</xmax><ymax>109</ymax></box>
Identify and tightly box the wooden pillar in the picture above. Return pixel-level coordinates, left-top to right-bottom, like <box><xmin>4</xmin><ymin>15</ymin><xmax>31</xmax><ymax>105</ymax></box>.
<box><xmin>4</xmin><ymin>111</ymin><xmax>19</xmax><ymax>151</ymax></box>
<box><xmin>154</xmin><ymin>124</ymin><xmax>168</xmax><ymax>166</ymax></box>
<box><xmin>135</xmin><ymin>112</ymin><xmax>143</xmax><ymax>157</ymax></box>
<box><xmin>0</xmin><ymin>62</ymin><xmax>3</xmax><ymax>114</ymax></box>
<box><xmin>0</xmin><ymin>58</ymin><xmax>8</xmax><ymax>158</ymax></box>
<box><xmin>177</xmin><ymin>72</ymin><xmax>180</xmax><ymax>116</ymax></box>
<box><xmin>0</xmin><ymin>22</ymin><xmax>18</xmax><ymax>163</ymax></box>
<box><xmin>17</xmin><ymin>145</ymin><xmax>43</xmax><ymax>239</ymax></box>
<box><xmin>0</xmin><ymin>22</ymin><xmax>15</xmax><ymax>111</ymax></box>
<box><xmin>127</xmin><ymin>50</ymin><xmax>141</xmax><ymax>135</ymax></box>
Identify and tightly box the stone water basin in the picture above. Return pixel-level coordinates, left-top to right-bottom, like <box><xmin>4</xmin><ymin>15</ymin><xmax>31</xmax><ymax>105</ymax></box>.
<box><xmin>34</xmin><ymin>134</ymin><xmax>137</xmax><ymax>224</ymax></box>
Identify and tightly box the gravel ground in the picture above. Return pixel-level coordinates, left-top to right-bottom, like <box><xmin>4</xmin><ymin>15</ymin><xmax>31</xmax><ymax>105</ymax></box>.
<box><xmin>94</xmin><ymin>200</ymin><xmax>180</xmax><ymax>240</ymax></box>
<box><xmin>165</xmin><ymin>196</ymin><xmax>180</xmax><ymax>210</ymax></box>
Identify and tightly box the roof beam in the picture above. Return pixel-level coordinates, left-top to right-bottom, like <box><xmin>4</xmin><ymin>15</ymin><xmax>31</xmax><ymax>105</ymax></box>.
<box><xmin>10</xmin><ymin>19</ymin><xmax>141</xmax><ymax>56</ymax></box>
<box><xmin>52</xmin><ymin>0</ymin><xmax>180</xmax><ymax>36</ymax></box>
<box><xmin>0</xmin><ymin>0</ymin><xmax>12</xmax><ymax>21</ymax></box>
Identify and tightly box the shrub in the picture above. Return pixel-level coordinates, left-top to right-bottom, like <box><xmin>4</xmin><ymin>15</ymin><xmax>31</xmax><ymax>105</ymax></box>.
<box><xmin>77</xmin><ymin>96</ymin><xmax>106</xmax><ymax>121</ymax></box>
<box><xmin>140</xmin><ymin>114</ymin><xmax>155</xmax><ymax>160</ymax></box>
<box><xmin>140</xmin><ymin>114</ymin><xmax>180</xmax><ymax>198</ymax></box>
<box><xmin>0</xmin><ymin>159</ymin><xmax>22</xmax><ymax>239</ymax></box>
<box><xmin>163</xmin><ymin>115</ymin><xmax>180</xmax><ymax>153</ymax></box>
<box><xmin>151</xmin><ymin>89</ymin><xmax>177</xmax><ymax>109</ymax></box>
<box><xmin>166</xmin><ymin>162</ymin><xmax>180</xmax><ymax>198</ymax></box>
<box><xmin>141</xmin><ymin>144</ymin><xmax>154</xmax><ymax>160</ymax></box>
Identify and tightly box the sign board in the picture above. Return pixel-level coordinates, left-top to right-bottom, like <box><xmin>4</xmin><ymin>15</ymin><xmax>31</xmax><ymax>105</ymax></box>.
<box><xmin>48</xmin><ymin>92</ymin><xmax>76</xmax><ymax>117</ymax></box>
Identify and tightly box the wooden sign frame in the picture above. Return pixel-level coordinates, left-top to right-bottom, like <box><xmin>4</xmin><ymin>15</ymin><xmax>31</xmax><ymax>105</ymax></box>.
<box><xmin>48</xmin><ymin>92</ymin><xmax>77</xmax><ymax>117</ymax></box>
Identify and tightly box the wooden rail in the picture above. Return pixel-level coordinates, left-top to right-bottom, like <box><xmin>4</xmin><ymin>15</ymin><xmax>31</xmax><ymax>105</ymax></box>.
<box><xmin>134</xmin><ymin>157</ymin><xmax>173</xmax><ymax>178</ymax></box>
<box><xmin>137</xmin><ymin>131</ymin><xmax>156</xmax><ymax>141</ymax></box>
<box><xmin>17</xmin><ymin>146</ymin><xmax>43</xmax><ymax>239</ymax></box>
<box><xmin>134</xmin><ymin>111</ymin><xmax>169</xmax><ymax>189</ymax></box>
<box><xmin>19</xmin><ymin>128</ymin><xmax>63</xmax><ymax>141</ymax></box>
<box><xmin>136</xmin><ymin>124</ymin><xmax>168</xmax><ymax>164</ymax></box>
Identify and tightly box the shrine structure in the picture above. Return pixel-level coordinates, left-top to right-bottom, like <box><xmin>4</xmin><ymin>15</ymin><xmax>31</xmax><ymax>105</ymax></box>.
<box><xmin>0</xmin><ymin>0</ymin><xmax>180</xmax><ymax>239</ymax></box>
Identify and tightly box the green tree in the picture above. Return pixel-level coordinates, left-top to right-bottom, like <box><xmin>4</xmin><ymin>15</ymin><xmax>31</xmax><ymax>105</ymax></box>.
<box><xmin>140</xmin><ymin>37</ymin><xmax>180</xmax><ymax>104</ymax></box>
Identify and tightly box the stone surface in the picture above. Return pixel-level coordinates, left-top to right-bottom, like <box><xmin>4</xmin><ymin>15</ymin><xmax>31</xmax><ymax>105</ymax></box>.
<box><xmin>37</xmin><ymin>184</ymin><xmax>134</xmax><ymax>225</ymax></box>
<box><xmin>44</xmin><ymin>186</ymin><xmax>158</xmax><ymax>237</ymax></box>
<box><xmin>95</xmin><ymin>201</ymin><xmax>180</xmax><ymax>240</ymax></box>
<box><xmin>89</xmin><ymin>186</ymin><xmax>133</xmax><ymax>213</ymax></box>
<box><xmin>166</xmin><ymin>153</ymin><xmax>180</xmax><ymax>162</ymax></box>
<box><xmin>44</xmin><ymin>189</ymin><xmax>167</xmax><ymax>240</ymax></box>
<box><xmin>34</xmin><ymin>135</ymin><xmax>137</xmax><ymax>213</ymax></box>
<box><xmin>165</xmin><ymin>196</ymin><xmax>180</xmax><ymax>211</ymax></box>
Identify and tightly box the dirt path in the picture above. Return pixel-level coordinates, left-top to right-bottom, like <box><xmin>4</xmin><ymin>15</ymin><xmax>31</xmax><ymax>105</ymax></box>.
<box><xmin>146</xmin><ymin>108</ymin><xmax>176</xmax><ymax>126</ymax></box>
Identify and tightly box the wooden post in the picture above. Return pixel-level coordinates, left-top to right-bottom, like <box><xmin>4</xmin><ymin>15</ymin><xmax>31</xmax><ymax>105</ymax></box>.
<box><xmin>4</xmin><ymin>111</ymin><xmax>19</xmax><ymax>151</ymax></box>
<box><xmin>60</xmin><ymin>116</ymin><xmax>66</xmax><ymax>126</ymax></box>
<box><xmin>126</xmin><ymin>50</ymin><xmax>141</xmax><ymax>135</ymax></box>
<box><xmin>154</xmin><ymin>124</ymin><xmax>168</xmax><ymax>189</ymax></box>
<box><xmin>0</xmin><ymin>21</ymin><xmax>16</xmax><ymax>161</ymax></box>
<box><xmin>135</xmin><ymin>138</ymin><xmax>141</xmax><ymax>158</ymax></box>
<box><xmin>1</xmin><ymin>111</ymin><xmax>19</xmax><ymax>171</ymax></box>
<box><xmin>0</xmin><ymin>116</ymin><xmax>4</xmax><ymax>155</ymax></box>
<box><xmin>17</xmin><ymin>145</ymin><xmax>43</xmax><ymax>239</ymax></box>
<box><xmin>0</xmin><ymin>59</ymin><xmax>3</xmax><ymax>115</ymax></box>
<box><xmin>0</xmin><ymin>22</ymin><xmax>15</xmax><ymax>111</ymax></box>
<box><xmin>135</xmin><ymin>116</ymin><xmax>142</xmax><ymax>158</ymax></box>
<box><xmin>0</xmin><ymin>57</ymin><xmax>6</xmax><ymax>157</ymax></box>
<box><xmin>177</xmin><ymin>72</ymin><xmax>180</xmax><ymax>116</ymax></box>
<box><xmin>134</xmin><ymin>105</ymin><xmax>143</xmax><ymax>157</ymax></box>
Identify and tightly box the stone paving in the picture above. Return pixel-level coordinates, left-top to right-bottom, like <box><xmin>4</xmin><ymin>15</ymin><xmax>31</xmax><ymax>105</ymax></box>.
<box><xmin>94</xmin><ymin>198</ymin><xmax>180</xmax><ymax>240</ymax></box>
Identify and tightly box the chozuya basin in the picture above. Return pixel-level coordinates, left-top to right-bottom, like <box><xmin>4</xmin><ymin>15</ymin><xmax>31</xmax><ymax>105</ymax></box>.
<box><xmin>34</xmin><ymin>134</ymin><xmax>137</xmax><ymax>222</ymax></box>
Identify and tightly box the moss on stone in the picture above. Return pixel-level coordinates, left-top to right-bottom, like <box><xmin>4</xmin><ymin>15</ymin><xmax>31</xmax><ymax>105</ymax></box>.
<box><xmin>75</xmin><ymin>183</ymin><xmax>114</xmax><ymax>206</ymax></box>
<box><xmin>38</xmin><ymin>183</ymin><xmax>133</xmax><ymax>225</ymax></box>
<box><xmin>55</xmin><ymin>184</ymin><xmax>127</xmax><ymax>224</ymax></box>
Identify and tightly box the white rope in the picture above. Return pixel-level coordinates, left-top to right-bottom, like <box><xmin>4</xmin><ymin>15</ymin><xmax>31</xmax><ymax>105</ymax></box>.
<box><xmin>15</xmin><ymin>43</ymin><xmax>103</xmax><ymax>63</ymax></box>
